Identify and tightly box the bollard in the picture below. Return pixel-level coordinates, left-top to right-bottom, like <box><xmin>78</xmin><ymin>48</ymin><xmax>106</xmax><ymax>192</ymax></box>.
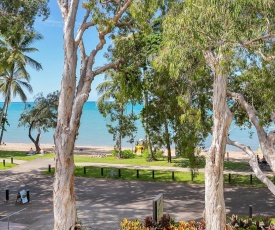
<box><xmin>152</xmin><ymin>170</ymin><xmax>155</xmax><ymax>179</ymax></box>
<box><xmin>249</xmin><ymin>205</ymin><xmax>252</xmax><ymax>218</ymax></box>
<box><xmin>250</xmin><ymin>174</ymin><xmax>253</xmax><ymax>185</ymax></box>
<box><xmin>83</xmin><ymin>166</ymin><xmax>86</xmax><ymax>175</ymax></box>
<box><xmin>136</xmin><ymin>170</ymin><xmax>139</xmax><ymax>178</ymax></box>
<box><xmin>3</xmin><ymin>159</ymin><xmax>5</xmax><ymax>167</ymax></box>
<box><xmin>227</xmin><ymin>152</ymin><xmax>229</xmax><ymax>161</ymax></box>
<box><xmin>118</xmin><ymin>168</ymin><xmax>121</xmax><ymax>177</ymax></box>
<box><xmin>27</xmin><ymin>190</ymin><xmax>30</xmax><ymax>202</ymax></box>
<box><xmin>229</xmin><ymin>173</ymin><xmax>231</xmax><ymax>184</ymax></box>
<box><xmin>191</xmin><ymin>170</ymin><xmax>194</xmax><ymax>181</ymax></box>
<box><xmin>11</xmin><ymin>157</ymin><xmax>13</xmax><ymax>164</ymax></box>
<box><xmin>101</xmin><ymin>168</ymin><xmax>104</xmax><ymax>176</ymax></box>
<box><xmin>48</xmin><ymin>164</ymin><xmax>51</xmax><ymax>172</ymax></box>
<box><xmin>172</xmin><ymin>171</ymin><xmax>175</xmax><ymax>181</ymax></box>
<box><xmin>5</xmin><ymin>189</ymin><xmax>9</xmax><ymax>201</ymax></box>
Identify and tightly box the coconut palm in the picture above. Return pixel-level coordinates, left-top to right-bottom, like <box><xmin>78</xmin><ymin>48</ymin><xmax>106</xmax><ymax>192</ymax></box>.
<box><xmin>0</xmin><ymin>30</ymin><xmax>42</xmax><ymax>144</ymax></box>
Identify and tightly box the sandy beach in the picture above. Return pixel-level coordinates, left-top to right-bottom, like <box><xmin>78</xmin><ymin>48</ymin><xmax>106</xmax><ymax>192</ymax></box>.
<box><xmin>0</xmin><ymin>142</ymin><xmax>252</xmax><ymax>162</ymax></box>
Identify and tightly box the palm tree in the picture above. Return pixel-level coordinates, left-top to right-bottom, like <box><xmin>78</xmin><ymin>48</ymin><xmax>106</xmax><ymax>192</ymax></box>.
<box><xmin>0</xmin><ymin>31</ymin><xmax>42</xmax><ymax>144</ymax></box>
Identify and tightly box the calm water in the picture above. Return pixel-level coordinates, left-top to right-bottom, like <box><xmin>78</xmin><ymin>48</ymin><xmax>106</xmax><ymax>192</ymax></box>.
<box><xmin>0</xmin><ymin>102</ymin><xmax>270</xmax><ymax>150</ymax></box>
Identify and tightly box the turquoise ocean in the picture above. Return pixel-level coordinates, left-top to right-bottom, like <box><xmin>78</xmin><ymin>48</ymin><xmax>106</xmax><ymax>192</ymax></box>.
<box><xmin>0</xmin><ymin>101</ymin><xmax>270</xmax><ymax>151</ymax></box>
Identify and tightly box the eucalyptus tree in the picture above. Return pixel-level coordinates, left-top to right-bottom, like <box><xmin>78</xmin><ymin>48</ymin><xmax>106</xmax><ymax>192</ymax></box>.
<box><xmin>155</xmin><ymin>1</ymin><xmax>275</xmax><ymax>229</ymax></box>
<box><xmin>227</xmin><ymin>59</ymin><xmax>275</xmax><ymax>192</ymax></box>
<box><xmin>19</xmin><ymin>91</ymin><xmax>59</xmax><ymax>153</ymax></box>
<box><xmin>0</xmin><ymin>31</ymin><xmax>42</xmax><ymax>144</ymax></box>
<box><xmin>55</xmin><ymin>1</ymin><xmax>133</xmax><ymax>228</ymax></box>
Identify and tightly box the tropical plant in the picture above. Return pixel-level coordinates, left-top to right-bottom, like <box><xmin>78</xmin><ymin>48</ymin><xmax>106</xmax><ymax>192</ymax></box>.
<box><xmin>0</xmin><ymin>30</ymin><xmax>43</xmax><ymax>144</ymax></box>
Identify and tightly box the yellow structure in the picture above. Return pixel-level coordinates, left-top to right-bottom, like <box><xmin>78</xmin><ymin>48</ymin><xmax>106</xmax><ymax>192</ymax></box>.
<box><xmin>134</xmin><ymin>139</ymin><xmax>145</xmax><ymax>154</ymax></box>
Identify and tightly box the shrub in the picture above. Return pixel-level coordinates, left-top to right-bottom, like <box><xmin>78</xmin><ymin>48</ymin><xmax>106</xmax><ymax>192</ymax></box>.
<box><xmin>112</xmin><ymin>149</ymin><xmax>118</xmax><ymax>157</ymax></box>
<box><xmin>120</xmin><ymin>214</ymin><xmax>275</xmax><ymax>230</ymax></box>
<box><xmin>154</xmin><ymin>150</ymin><xmax>164</xmax><ymax>159</ymax></box>
<box><xmin>121</xmin><ymin>150</ymin><xmax>135</xmax><ymax>159</ymax></box>
<box><xmin>142</xmin><ymin>149</ymin><xmax>149</xmax><ymax>159</ymax></box>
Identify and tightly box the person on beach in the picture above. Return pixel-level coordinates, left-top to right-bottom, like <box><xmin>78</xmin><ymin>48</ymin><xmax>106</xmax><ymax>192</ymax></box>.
<box><xmin>27</xmin><ymin>148</ymin><xmax>35</xmax><ymax>155</ymax></box>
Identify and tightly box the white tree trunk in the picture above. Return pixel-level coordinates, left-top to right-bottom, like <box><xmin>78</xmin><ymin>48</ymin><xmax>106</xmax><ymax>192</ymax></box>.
<box><xmin>54</xmin><ymin>1</ymin><xmax>131</xmax><ymax>228</ymax></box>
<box><xmin>204</xmin><ymin>50</ymin><xmax>232</xmax><ymax>230</ymax></box>
<box><xmin>54</xmin><ymin>1</ymin><xmax>79</xmax><ymax>228</ymax></box>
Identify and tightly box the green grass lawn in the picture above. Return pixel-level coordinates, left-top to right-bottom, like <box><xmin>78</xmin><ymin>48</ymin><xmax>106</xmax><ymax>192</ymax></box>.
<box><xmin>74</xmin><ymin>155</ymin><xmax>250</xmax><ymax>171</ymax></box>
<box><xmin>2</xmin><ymin>149</ymin><xmax>268</xmax><ymax>187</ymax></box>
<box><xmin>44</xmin><ymin>165</ymin><xmax>272</xmax><ymax>187</ymax></box>
<box><xmin>0</xmin><ymin>150</ymin><xmax>54</xmax><ymax>161</ymax></box>
<box><xmin>0</xmin><ymin>161</ymin><xmax>15</xmax><ymax>170</ymax></box>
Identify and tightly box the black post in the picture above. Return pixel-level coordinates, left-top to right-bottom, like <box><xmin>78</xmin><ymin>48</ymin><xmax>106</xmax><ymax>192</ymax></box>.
<box><xmin>3</xmin><ymin>159</ymin><xmax>5</xmax><ymax>167</ymax></box>
<box><xmin>27</xmin><ymin>190</ymin><xmax>30</xmax><ymax>202</ymax></box>
<box><xmin>84</xmin><ymin>166</ymin><xmax>86</xmax><ymax>175</ymax></box>
<box><xmin>250</xmin><ymin>174</ymin><xmax>253</xmax><ymax>185</ymax></box>
<box><xmin>249</xmin><ymin>205</ymin><xmax>252</xmax><ymax>218</ymax></box>
<box><xmin>172</xmin><ymin>171</ymin><xmax>175</xmax><ymax>181</ymax></box>
<box><xmin>11</xmin><ymin>157</ymin><xmax>13</xmax><ymax>164</ymax></box>
<box><xmin>118</xmin><ymin>168</ymin><xmax>121</xmax><ymax>177</ymax></box>
<box><xmin>136</xmin><ymin>170</ymin><xmax>139</xmax><ymax>178</ymax></box>
<box><xmin>229</xmin><ymin>173</ymin><xmax>231</xmax><ymax>184</ymax></box>
<box><xmin>152</xmin><ymin>170</ymin><xmax>155</xmax><ymax>179</ymax></box>
<box><xmin>48</xmin><ymin>164</ymin><xmax>51</xmax><ymax>172</ymax></box>
<box><xmin>5</xmin><ymin>189</ymin><xmax>9</xmax><ymax>201</ymax></box>
<box><xmin>191</xmin><ymin>170</ymin><xmax>194</xmax><ymax>181</ymax></box>
<box><xmin>101</xmin><ymin>168</ymin><xmax>103</xmax><ymax>176</ymax></box>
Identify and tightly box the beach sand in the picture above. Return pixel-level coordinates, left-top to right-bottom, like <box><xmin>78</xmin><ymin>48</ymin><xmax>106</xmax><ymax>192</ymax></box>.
<box><xmin>0</xmin><ymin>142</ymin><xmax>251</xmax><ymax>162</ymax></box>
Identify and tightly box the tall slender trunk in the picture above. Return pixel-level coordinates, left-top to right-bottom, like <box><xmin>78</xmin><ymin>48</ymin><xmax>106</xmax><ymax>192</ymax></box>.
<box><xmin>204</xmin><ymin>50</ymin><xmax>232</xmax><ymax>230</ymax></box>
<box><xmin>53</xmin><ymin>3</ymin><xmax>79</xmax><ymax>228</ymax></box>
<box><xmin>0</xmin><ymin>80</ymin><xmax>11</xmax><ymax>144</ymax></box>
<box><xmin>164</xmin><ymin>119</ymin><xmax>172</xmax><ymax>163</ymax></box>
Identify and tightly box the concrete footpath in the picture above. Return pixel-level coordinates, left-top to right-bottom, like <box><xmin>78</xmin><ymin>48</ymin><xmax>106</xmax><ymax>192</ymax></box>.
<box><xmin>0</xmin><ymin>158</ymin><xmax>275</xmax><ymax>230</ymax></box>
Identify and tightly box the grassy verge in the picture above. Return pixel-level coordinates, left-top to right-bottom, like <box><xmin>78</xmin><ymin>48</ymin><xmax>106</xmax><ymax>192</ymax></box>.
<box><xmin>0</xmin><ymin>150</ymin><xmax>54</xmax><ymax>161</ymax></box>
<box><xmin>44</xmin><ymin>165</ymin><xmax>273</xmax><ymax>187</ymax></box>
<box><xmin>74</xmin><ymin>155</ymin><xmax>250</xmax><ymax>171</ymax></box>
<box><xmin>0</xmin><ymin>162</ymin><xmax>15</xmax><ymax>170</ymax></box>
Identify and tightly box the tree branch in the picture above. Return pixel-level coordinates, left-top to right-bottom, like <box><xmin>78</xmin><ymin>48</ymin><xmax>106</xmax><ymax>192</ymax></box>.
<box><xmin>241</xmin><ymin>34</ymin><xmax>275</xmax><ymax>47</ymax></box>
<box><xmin>93</xmin><ymin>59</ymin><xmax>123</xmax><ymax>76</ymax></box>
<box><xmin>227</xmin><ymin>137</ymin><xmax>275</xmax><ymax>195</ymax></box>
<box><xmin>257</xmin><ymin>48</ymin><xmax>275</xmax><ymax>61</ymax></box>
<box><xmin>75</xmin><ymin>9</ymin><xmax>96</xmax><ymax>44</ymax></box>
<box><xmin>57</xmin><ymin>0</ymin><xmax>70</xmax><ymax>18</ymax></box>
<box><xmin>227</xmin><ymin>90</ymin><xmax>266</xmax><ymax>139</ymax></box>
<box><xmin>86</xmin><ymin>0</ymin><xmax>132</xmax><ymax>78</ymax></box>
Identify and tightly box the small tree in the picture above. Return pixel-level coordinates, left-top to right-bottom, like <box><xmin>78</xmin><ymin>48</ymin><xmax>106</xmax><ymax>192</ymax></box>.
<box><xmin>18</xmin><ymin>91</ymin><xmax>59</xmax><ymax>152</ymax></box>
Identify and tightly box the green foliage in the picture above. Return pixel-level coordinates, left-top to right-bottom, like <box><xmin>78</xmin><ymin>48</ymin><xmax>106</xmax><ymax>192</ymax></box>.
<box><xmin>121</xmin><ymin>215</ymin><xmax>206</xmax><ymax>230</ymax></box>
<box><xmin>18</xmin><ymin>91</ymin><xmax>59</xmax><ymax>132</ymax></box>
<box><xmin>121</xmin><ymin>150</ymin><xmax>135</xmax><ymax>159</ymax></box>
<box><xmin>0</xmin><ymin>0</ymin><xmax>49</xmax><ymax>35</ymax></box>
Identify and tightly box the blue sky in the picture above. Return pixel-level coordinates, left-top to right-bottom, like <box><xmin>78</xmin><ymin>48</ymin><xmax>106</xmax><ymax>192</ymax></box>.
<box><xmin>0</xmin><ymin>0</ymin><xmax>107</xmax><ymax>102</ymax></box>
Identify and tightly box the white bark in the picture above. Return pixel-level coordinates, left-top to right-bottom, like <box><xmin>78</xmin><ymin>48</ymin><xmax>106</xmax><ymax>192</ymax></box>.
<box><xmin>204</xmin><ymin>49</ymin><xmax>232</xmax><ymax>230</ymax></box>
<box><xmin>54</xmin><ymin>1</ymin><xmax>132</xmax><ymax>228</ymax></box>
<box><xmin>227</xmin><ymin>138</ymin><xmax>275</xmax><ymax>194</ymax></box>
<box><xmin>227</xmin><ymin>91</ymin><xmax>275</xmax><ymax>174</ymax></box>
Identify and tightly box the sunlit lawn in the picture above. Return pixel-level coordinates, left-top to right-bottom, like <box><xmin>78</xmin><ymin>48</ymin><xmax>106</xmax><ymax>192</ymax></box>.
<box><xmin>0</xmin><ymin>161</ymin><xmax>15</xmax><ymax>170</ymax></box>
<box><xmin>44</xmin><ymin>165</ymin><xmax>272</xmax><ymax>187</ymax></box>
<box><xmin>0</xmin><ymin>149</ymin><xmax>268</xmax><ymax>187</ymax></box>
<box><xmin>0</xmin><ymin>150</ymin><xmax>54</xmax><ymax>161</ymax></box>
<box><xmin>0</xmin><ymin>149</ymin><xmax>251</xmax><ymax>172</ymax></box>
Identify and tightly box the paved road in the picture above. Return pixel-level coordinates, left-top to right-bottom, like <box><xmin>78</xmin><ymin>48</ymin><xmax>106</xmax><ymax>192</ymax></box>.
<box><xmin>0</xmin><ymin>158</ymin><xmax>275</xmax><ymax>229</ymax></box>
